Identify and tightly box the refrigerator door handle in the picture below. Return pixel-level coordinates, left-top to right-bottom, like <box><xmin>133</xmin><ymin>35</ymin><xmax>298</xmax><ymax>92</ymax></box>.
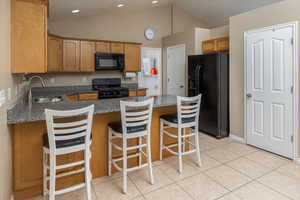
<box><xmin>195</xmin><ymin>65</ymin><xmax>202</xmax><ymax>95</ymax></box>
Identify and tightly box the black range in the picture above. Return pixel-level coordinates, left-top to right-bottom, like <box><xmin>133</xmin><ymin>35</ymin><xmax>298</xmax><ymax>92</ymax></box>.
<box><xmin>92</xmin><ymin>78</ymin><xmax>129</xmax><ymax>99</ymax></box>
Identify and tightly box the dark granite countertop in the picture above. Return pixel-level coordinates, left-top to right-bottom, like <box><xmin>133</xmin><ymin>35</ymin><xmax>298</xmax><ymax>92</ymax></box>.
<box><xmin>7</xmin><ymin>86</ymin><xmax>176</xmax><ymax>124</ymax></box>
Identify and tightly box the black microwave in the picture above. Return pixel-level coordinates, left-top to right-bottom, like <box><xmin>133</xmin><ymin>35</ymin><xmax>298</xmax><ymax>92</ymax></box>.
<box><xmin>95</xmin><ymin>53</ymin><xmax>125</xmax><ymax>71</ymax></box>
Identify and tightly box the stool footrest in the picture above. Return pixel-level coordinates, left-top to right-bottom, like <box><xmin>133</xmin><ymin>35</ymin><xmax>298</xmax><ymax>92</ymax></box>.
<box><xmin>55</xmin><ymin>183</ymin><xmax>86</xmax><ymax>196</ymax></box>
<box><xmin>46</xmin><ymin>167</ymin><xmax>85</xmax><ymax>180</ymax></box>
<box><xmin>55</xmin><ymin>160</ymin><xmax>85</xmax><ymax>170</ymax></box>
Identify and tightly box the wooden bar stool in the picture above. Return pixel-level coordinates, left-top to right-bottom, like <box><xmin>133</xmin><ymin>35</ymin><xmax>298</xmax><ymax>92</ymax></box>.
<box><xmin>159</xmin><ymin>95</ymin><xmax>202</xmax><ymax>173</ymax></box>
<box><xmin>108</xmin><ymin>98</ymin><xmax>154</xmax><ymax>194</ymax></box>
<box><xmin>43</xmin><ymin>105</ymin><xmax>94</xmax><ymax>200</ymax></box>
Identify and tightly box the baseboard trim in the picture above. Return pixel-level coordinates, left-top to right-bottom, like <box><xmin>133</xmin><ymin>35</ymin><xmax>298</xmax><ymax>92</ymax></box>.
<box><xmin>229</xmin><ymin>134</ymin><xmax>246</xmax><ymax>143</ymax></box>
<box><xmin>295</xmin><ymin>158</ymin><xmax>300</xmax><ymax>165</ymax></box>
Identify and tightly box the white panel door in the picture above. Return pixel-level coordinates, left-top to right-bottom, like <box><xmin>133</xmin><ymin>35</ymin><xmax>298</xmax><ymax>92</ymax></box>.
<box><xmin>167</xmin><ymin>44</ymin><xmax>186</xmax><ymax>96</ymax></box>
<box><xmin>245</xmin><ymin>25</ymin><xmax>294</xmax><ymax>158</ymax></box>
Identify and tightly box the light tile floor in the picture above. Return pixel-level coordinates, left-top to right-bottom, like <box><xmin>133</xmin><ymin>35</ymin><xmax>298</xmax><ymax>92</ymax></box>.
<box><xmin>30</xmin><ymin>133</ymin><xmax>300</xmax><ymax>200</ymax></box>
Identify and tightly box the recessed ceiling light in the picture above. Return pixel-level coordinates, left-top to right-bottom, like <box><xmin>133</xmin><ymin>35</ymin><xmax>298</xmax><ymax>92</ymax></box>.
<box><xmin>152</xmin><ymin>0</ymin><xmax>158</xmax><ymax>4</ymax></box>
<box><xmin>117</xmin><ymin>4</ymin><xmax>124</xmax><ymax>8</ymax></box>
<box><xmin>72</xmin><ymin>9</ymin><xmax>80</xmax><ymax>14</ymax></box>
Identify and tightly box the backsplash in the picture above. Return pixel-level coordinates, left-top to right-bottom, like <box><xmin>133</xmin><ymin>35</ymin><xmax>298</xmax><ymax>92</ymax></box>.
<box><xmin>28</xmin><ymin>71</ymin><xmax>138</xmax><ymax>87</ymax></box>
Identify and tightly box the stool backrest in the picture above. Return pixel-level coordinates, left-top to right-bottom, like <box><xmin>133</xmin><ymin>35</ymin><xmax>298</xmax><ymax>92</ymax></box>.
<box><xmin>120</xmin><ymin>98</ymin><xmax>154</xmax><ymax>137</ymax></box>
<box><xmin>45</xmin><ymin>105</ymin><xmax>94</xmax><ymax>150</ymax></box>
<box><xmin>177</xmin><ymin>95</ymin><xmax>202</xmax><ymax>126</ymax></box>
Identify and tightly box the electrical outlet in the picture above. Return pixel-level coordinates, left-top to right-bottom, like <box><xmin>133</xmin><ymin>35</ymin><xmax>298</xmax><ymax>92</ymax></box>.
<box><xmin>0</xmin><ymin>89</ymin><xmax>6</xmax><ymax>107</ymax></box>
<box><xmin>50</xmin><ymin>78</ymin><xmax>55</xmax><ymax>84</ymax></box>
<box><xmin>82</xmin><ymin>77</ymin><xmax>88</xmax><ymax>83</ymax></box>
<box><xmin>7</xmin><ymin>88</ymin><xmax>11</xmax><ymax>101</ymax></box>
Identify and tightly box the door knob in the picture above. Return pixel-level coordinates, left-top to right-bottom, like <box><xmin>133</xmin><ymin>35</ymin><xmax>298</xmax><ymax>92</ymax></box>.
<box><xmin>180</xmin><ymin>85</ymin><xmax>184</xmax><ymax>88</ymax></box>
<box><xmin>246</xmin><ymin>93</ymin><xmax>252</xmax><ymax>98</ymax></box>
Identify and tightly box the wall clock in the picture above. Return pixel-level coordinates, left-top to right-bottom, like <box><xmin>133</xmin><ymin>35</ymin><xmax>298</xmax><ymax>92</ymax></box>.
<box><xmin>144</xmin><ymin>28</ymin><xmax>156</xmax><ymax>40</ymax></box>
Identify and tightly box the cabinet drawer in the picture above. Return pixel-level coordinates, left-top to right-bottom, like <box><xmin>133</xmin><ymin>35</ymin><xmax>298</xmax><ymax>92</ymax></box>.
<box><xmin>78</xmin><ymin>93</ymin><xmax>98</xmax><ymax>100</ymax></box>
<box><xmin>137</xmin><ymin>89</ymin><xmax>147</xmax><ymax>96</ymax></box>
<box><xmin>128</xmin><ymin>90</ymin><xmax>137</xmax><ymax>97</ymax></box>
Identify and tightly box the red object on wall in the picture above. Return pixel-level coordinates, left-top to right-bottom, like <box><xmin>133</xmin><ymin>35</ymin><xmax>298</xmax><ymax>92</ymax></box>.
<box><xmin>151</xmin><ymin>67</ymin><xmax>158</xmax><ymax>75</ymax></box>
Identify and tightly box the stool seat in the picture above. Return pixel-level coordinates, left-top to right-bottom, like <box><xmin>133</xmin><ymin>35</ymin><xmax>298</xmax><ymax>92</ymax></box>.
<box><xmin>160</xmin><ymin>114</ymin><xmax>195</xmax><ymax>124</ymax></box>
<box><xmin>108</xmin><ymin>121</ymin><xmax>147</xmax><ymax>134</ymax></box>
<box><xmin>43</xmin><ymin>134</ymin><xmax>92</xmax><ymax>149</ymax></box>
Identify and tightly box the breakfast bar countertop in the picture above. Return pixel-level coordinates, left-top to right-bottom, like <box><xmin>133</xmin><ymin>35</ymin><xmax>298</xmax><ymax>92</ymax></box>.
<box><xmin>7</xmin><ymin>90</ymin><xmax>177</xmax><ymax>124</ymax></box>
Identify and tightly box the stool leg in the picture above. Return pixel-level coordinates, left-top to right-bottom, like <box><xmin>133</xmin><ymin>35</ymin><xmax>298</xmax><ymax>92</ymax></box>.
<box><xmin>194</xmin><ymin>130</ymin><xmax>202</xmax><ymax>167</ymax></box>
<box><xmin>146</xmin><ymin>135</ymin><xmax>154</xmax><ymax>185</ymax></box>
<box><xmin>178</xmin><ymin>127</ymin><xmax>183</xmax><ymax>174</ymax></box>
<box><xmin>108</xmin><ymin>128</ymin><xmax>112</xmax><ymax>176</ymax></box>
<box><xmin>159</xmin><ymin>120</ymin><xmax>164</xmax><ymax>161</ymax></box>
<box><xmin>85</xmin><ymin>149</ymin><xmax>92</xmax><ymax>200</ymax></box>
<box><xmin>43</xmin><ymin>150</ymin><xmax>47</xmax><ymax>196</ymax></box>
<box><xmin>122</xmin><ymin>138</ymin><xmax>128</xmax><ymax>194</ymax></box>
<box><xmin>138</xmin><ymin>136</ymin><xmax>142</xmax><ymax>166</ymax></box>
<box><xmin>49</xmin><ymin>154</ymin><xmax>56</xmax><ymax>200</ymax></box>
<box><xmin>182</xmin><ymin>128</ymin><xmax>186</xmax><ymax>154</ymax></box>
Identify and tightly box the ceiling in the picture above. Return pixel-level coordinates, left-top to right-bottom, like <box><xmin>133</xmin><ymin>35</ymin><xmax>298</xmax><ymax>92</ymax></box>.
<box><xmin>49</xmin><ymin>0</ymin><xmax>284</xmax><ymax>27</ymax></box>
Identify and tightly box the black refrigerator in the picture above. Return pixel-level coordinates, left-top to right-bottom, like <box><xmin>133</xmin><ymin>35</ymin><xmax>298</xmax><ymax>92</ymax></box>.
<box><xmin>188</xmin><ymin>51</ymin><xmax>229</xmax><ymax>138</ymax></box>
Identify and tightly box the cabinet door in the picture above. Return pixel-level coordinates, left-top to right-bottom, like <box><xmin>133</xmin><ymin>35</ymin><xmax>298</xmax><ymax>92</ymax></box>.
<box><xmin>110</xmin><ymin>42</ymin><xmax>124</xmax><ymax>54</ymax></box>
<box><xmin>63</xmin><ymin>40</ymin><xmax>80</xmax><ymax>72</ymax></box>
<box><xmin>202</xmin><ymin>39</ymin><xmax>217</xmax><ymax>54</ymax></box>
<box><xmin>47</xmin><ymin>36</ymin><xmax>62</xmax><ymax>72</ymax></box>
<box><xmin>124</xmin><ymin>44</ymin><xmax>141</xmax><ymax>72</ymax></box>
<box><xmin>216</xmin><ymin>37</ymin><xmax>229</xmax><ymax>51</ymax></box>
<box><xmin>96</xmin><ymin>42</ymin><xmax>110</xmax><ymax>53</ymax></box>
<box><xmin>12</xmin><ymin>0</ymin><xmax>47</xmax><ymax>73</ymax></box>
<box><xmin>80</xmin><ymin>41</ymin><xmax>95</xmax><ymax>72</ymax></box>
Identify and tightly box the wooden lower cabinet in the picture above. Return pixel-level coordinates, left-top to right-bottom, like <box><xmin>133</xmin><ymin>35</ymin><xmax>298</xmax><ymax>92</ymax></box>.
<box><xmin>63</xmin><ymin>40</ymin><xmax>80</xmax><ymax>72</ymax></box>
<box><xmin>80</xmin><ymin>41</ymin><xmax>95</xmax><ymax>72</ymax></box>
<box><xmin>136</xmin><ymin>89</ymin><xmax>147</xmax><ymax>97</ymax></box>
<box><xmin>128</xmin><ymin>90</ymin><xmax>137</xmax><ymax>97</ymax></box>
<box><xmin>12</xmin><ymin>106</ymin><xmax>178</xmax><ymax>200</ymax></box>
<box><xmin>68</xmin><ymin>92</ymin><xmax>99</xmax><ymax>101</ymax></box>
<box><xmin>78</xmin><ymin>92</ymin><xmax>98</xmax><ymax>100</ymax></box>
<box><xmin>129</xmin><ymin>89</ymin><xmax>147</xmax><ymax>97</ymax></box>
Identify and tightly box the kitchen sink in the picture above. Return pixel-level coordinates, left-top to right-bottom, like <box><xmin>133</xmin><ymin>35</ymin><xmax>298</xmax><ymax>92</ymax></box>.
<box><xmin>34</xmin><ymin>96</ymin><xmax>63</xmax><ymax>104</ymax></box>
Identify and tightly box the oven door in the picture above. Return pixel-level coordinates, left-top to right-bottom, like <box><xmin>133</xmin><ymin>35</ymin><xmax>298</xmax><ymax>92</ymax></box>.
<box><xmin>95</xmin><ymin>53</ymin><xmax>124</xmax><ymax>70</ymax></box>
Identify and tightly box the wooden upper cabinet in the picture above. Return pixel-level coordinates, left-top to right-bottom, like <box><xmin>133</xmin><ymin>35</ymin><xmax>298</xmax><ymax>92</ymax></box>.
<box><xmin>110</xmin><ymin>42</ymin><xmax>124</xmax><ymax>54</ymax></box>
<box><xmin>216</xmin><ymin>37</ymin><xmax>229</xmax><ymax>51</ymax></box>
<box><xmin>80</xmin><ymin>41</ymin><xmax>95</xmax><ymax>72</ymax></box>
<box><xmin>62</xmin><ymin>40</ymin><xmax>80</xmax><ymax>72</ymax></box>
<box><xmin>47</xmin><ymin>36</ymin><xmax>62</xmax><ymax>72</ymax></box>
<box><xmin>96</xmin><ymin>41</ymin><xmax>110</xmax><ymax>53</ymax></box>
<box><xmin>202</xmin><ymin>39</ymin><xmax>217</xmax><ymax>53</ymax></box>
<box><xmin>12</xmin><ymin>0</ymin><xmax>47</xmax><ymax>73</ymax></box>
<box><xmin>202</xmin><ymin>37</ymin><xmax>229</xmax><ymax>54</ymax></box>
<box><xmin>124</xmin><ymin>44</ymin><xmax>141</xmax><ymax>72</ymax></box>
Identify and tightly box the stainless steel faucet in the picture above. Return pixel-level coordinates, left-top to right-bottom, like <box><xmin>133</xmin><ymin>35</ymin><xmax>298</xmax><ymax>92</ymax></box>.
<box><xmin>27</xmin><ymin>75</ymin><xmax>46</xmax><ymax>105</ymax></box>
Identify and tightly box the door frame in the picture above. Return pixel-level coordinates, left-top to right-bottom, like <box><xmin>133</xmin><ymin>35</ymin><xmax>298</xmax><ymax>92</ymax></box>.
<box><xmin>166</xmin><ymin>44</ymin><xmax>186</xmax><ymax>96</ymax></box>
<box><xmin>243</xmin><ymin>21</ymin><xmax>299</xmax><ymax>160</ymax></box>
